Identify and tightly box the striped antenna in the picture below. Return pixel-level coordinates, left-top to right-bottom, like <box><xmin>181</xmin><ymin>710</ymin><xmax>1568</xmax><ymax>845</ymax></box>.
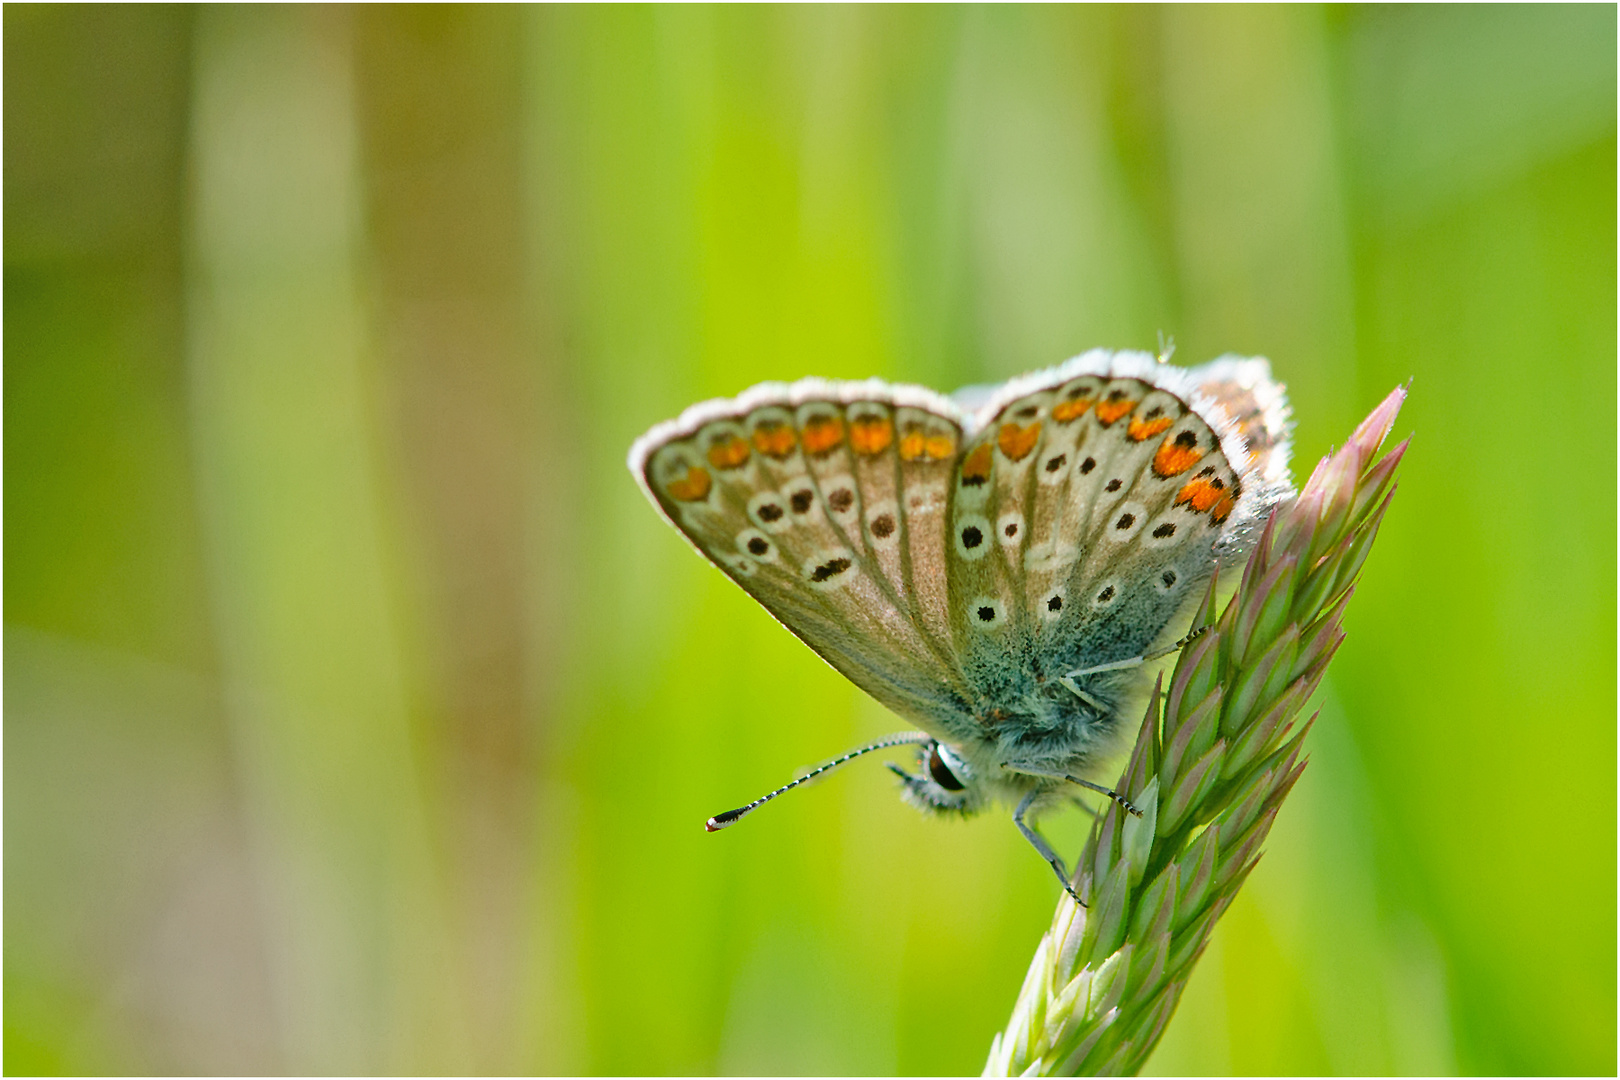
<box><xmin>705</xmin><ymin>731</ymin><xmax>933</xmax><ymax>832</ymax></box>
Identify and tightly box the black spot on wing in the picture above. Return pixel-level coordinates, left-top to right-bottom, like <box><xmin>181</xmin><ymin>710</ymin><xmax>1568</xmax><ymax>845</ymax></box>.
<box><xmin>810</xmin><ymin>557</ymin><xmax>851</xmax><ymax>582</ymax></box>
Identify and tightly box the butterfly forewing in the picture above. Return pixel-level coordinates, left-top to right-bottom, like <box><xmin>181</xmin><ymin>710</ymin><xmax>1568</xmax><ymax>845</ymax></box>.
<box><xmin>944</xmin><ymin>395</ymin><xmax>1047</xmax><ymax>696</ymax></box>
<box><xmin>634</xmin><ymin>384</ymin><xmax>980</xmax><ymax>741</ymax></box>
<box><xmin>889</xmin><ymin>406</ymin><xmax>963</xmax><ymax>669</ymax></box>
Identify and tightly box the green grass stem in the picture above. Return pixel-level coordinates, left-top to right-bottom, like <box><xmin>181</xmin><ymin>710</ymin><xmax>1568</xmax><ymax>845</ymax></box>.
<box><xmin>984</xmin><ymin>386</ymin><xmax>1410</xmax><ymax>1077</ymax></box>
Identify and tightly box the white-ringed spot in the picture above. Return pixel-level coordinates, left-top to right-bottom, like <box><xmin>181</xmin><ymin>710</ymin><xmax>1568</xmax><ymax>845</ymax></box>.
<box><xmin>747</xmin><ymin>491</ymin><xmax>793</xmax><ymax>534</ymax></box>
<box><xmin>1152</xmin><ymin>565</ymin><xmax>1183</xmax><ymax>594</ymax></box>
<box><xmin>821</xmin><ymin>475</ymin><xmax>860</xmax><ymax>525</ymax></box>
<box><xmin>784</xmin><ymin>479</ymin><xmax>822</xmax><ymax>521</ymax></box>
<box><xmin>1141</xmin><ymin>511</ymin><xmax>1187</xmax><ymax>549</ymax></box>
<box><xmin>735</xmin><ymin>528</ymin><xmax>778</xmax><ymax>564</ymax></box>
<box><xmin>1040</xmin><ymin>587</ymin><xmax>1067</xmax><ymax>622</ymax></box>
<box><xmin>996</xmin><ymin>511</ymin><xmax>1026</xmax><ymax>548</ymax></box>
<box><xmin>1105</xmin><ymin>501</ymin><xmax>1149</xmax><ymax>542</ymax></box>
<box><xmin>865</xmin><ymin>500</ymin><xmax>901</xmax><ymax>548</ymax></box>
<box><xmin>968</xmin><ymin>596</ymin><xmax>1005</xmax><ymax>629</ymax></box>
<box><xmin>720</xmin><ymin>552</ymin><xmax>757</xmax><ymax>577</ymax></box>
<box><xmin>953</xmin><ymin>514</ymin><xmax>993</xmax><ymax>561</ymax></box>
<box><xmin>803</xmin><ymin>548</ymin><xmax>857</xmax><ymax>590</ymax></box>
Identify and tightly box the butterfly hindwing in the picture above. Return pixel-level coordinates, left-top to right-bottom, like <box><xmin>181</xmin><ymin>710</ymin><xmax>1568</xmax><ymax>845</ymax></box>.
<box><xmin>953</xmin><ymin>354</ymin><xmax>1290</xmax><ymax>697</ymax></box>
<box><xmin>1066</xmin><ymin>380</ymin><xmax>1229</xmax><ymax>670</ymax></box>
<box><xmin>1190</xmin><ymin>357</ymin><xmax>1293</xmax><ymax>489</ymax></box>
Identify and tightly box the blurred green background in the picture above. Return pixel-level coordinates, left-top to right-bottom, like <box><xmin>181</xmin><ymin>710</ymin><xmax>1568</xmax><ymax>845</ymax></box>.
<box><xmin>5</xmin><ymin>5</ymin><xmax>1614</xmax><ymax>1075</ymax></box>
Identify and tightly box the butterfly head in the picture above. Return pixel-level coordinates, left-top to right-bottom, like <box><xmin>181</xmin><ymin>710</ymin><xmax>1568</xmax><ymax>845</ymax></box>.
<box><xmin>888</xmin><ymin>739</ymin><xmax>991</xmax><ymax>817</ymax></box>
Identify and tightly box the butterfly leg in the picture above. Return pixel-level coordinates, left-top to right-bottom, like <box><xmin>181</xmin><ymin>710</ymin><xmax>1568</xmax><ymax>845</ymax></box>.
<box><xmin>1057</xmin><ymin>676</ymin><xmax>1109</xmax><ymax>710</ymax></box>
<box><xmin>1066</xmin><ymin>776</ymin><xmax>1145</xmax><ymax>818</ymax></box>
<box><xmin>1065</xmin><ymin>657</ymin><xmax>1145</xmax><ymax>680</ymax></box>
<box><xmin>1063</xmin><ymin>625</ymin><xmax>1214</xmax><ymax>686</ymax></box>
<box><xmin>1013</xmin><ymin>790</ymin><xmax>1083</xmax><ymax>906</ymax></box>
<box><xmin>1001</xmin><ymin>762</ymin><xmax>1144</xmax><ymax>818</ymax></box>
<box><xmin>1143</xmin><ymin>623</ymin><xmax>1211</xmax><ymax>664</ymax></box>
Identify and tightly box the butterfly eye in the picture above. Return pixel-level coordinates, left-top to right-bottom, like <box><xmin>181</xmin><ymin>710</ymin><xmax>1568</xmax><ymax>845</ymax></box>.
<box><xmin>927</xmin><ymin>743</ymin><xmax>966</xmax><ymax>791</ymax></box>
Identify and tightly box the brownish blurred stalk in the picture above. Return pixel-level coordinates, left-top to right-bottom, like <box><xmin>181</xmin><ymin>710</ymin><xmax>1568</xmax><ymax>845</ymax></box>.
<box><xmin>354</xmin><ymin>8</ymin><xmax>552</xmax><ymax>1072</ymax></box>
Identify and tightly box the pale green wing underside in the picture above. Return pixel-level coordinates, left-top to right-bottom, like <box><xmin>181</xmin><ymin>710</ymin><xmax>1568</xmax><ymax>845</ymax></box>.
<box><xmin>630</xmin><ymin>352</ymin><xmax>1292</xmax><ymax>746</ymax></box>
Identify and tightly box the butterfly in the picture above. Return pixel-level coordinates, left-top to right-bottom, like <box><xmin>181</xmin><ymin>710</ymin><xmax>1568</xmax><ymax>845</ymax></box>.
<box><xmin>627</xmin><ymin>349</ymin><xmax>1292</xmax><ymax>903</ymax></box>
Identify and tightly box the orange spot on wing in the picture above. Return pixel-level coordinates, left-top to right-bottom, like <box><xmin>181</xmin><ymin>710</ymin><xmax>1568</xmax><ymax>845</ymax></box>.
<box><xmin>1152</xmin><ymin>436</ymin><xmax>1203</xmax><ymax>477</ymax></box>
<box><xmin>1211</xmin><ymin>493</ymin><xmax>1235</xmax><ymax>523</ymax></box>
<box><xmin>1052</xmin><ymin>396</ymin><xmax>1093</xmax><ymax>422</ymax></box>
<box><xmin>1127</xmin><ymin>415</ymin><xmax>1174</xmax><ymax>442</ymax></box>
<box><xmin>802</xmin><ymin>415</ymin><xmax>845</xmax><ymax>456</ymax></box>
<box><xmin>1094</xmin><ymin>396</ymin><xmax>1137</xmax><ymax>425</ymax></box>
<box><xmin>1174</xmin><ymin>475</ymin><xmax>1226</xmax><ymax>513</ymax></box>
<box><xmin>706</xmin><ymin>434</ymin><xmax>751</xmax><ymax>470</ymax></box>
<box><xmin>667</xmin><ymin>465</ymin><xmax>712</xmax><ymax>501</ymax></box>
<box><xmin>752</xmin><ymin>422</ymin><xmax>797</xmax><ymax>459</ymax></box>
<box><xmin>960</xmin><ymin>443</ymin><xmax>993</xmax><ymax>485</ymax></box>
<box><xmin>997</xmin><ymin>421</ymin><xmax>1042</xmax><ymax>462</ymax></box>
<box><xmin>901</xmin><ymin>429</ymin><xmax>956</xmax><ymax>462</ymax></box>
<box><xmin>850</xmin><ymin>415</ymin><xmax>894</xmax><ymax>456</ymax></box>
